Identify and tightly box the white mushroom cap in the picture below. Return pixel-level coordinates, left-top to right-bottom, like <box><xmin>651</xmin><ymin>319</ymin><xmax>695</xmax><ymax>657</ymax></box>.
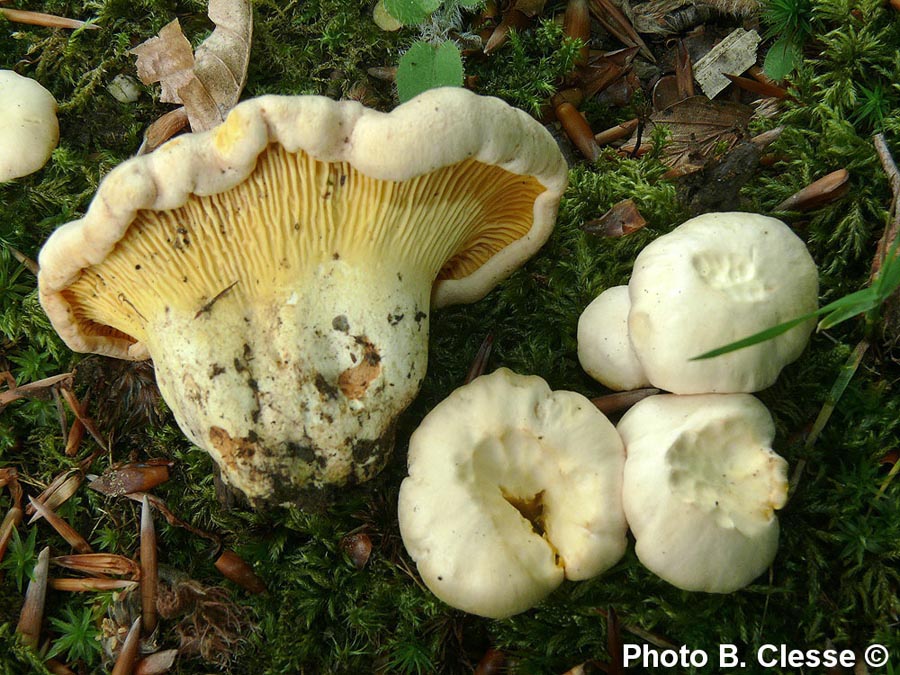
<box><xmin>577</xmin><ymin>285</ymin><xmax>650</xmax><ymax>391</ymax></box>
<box><xmin>618</xmin><ymin>393</ymin><xmax>789</xmax><ymax>593</ymax></box>
<box><xmin>0</xmin><ymin>70</ymin><xmax>59</xmax><ymax>182</ymax></box>
<box><xmin>628</xmin><ymin>212</ymin><xmax>818</xmax><ymax>394</ymax></box>
<box><xmin>398</xmin><ymin>368</ymin><xmax>627</xmax><ymax>618</ymax></box>
<box><xmin>37</xmin><ymin>88</ymin><xmax>567</xmax><ymax>505</ymax></box>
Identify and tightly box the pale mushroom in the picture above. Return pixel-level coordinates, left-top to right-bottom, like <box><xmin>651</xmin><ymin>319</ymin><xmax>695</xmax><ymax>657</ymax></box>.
<box><xmin>0</xmin><ymin>70</ymin><xmax>59</xmax><ymax>182</ymax></box>
<box><xmin>398</xmin><ymin>368</ymin><xmax>627</xmax><ymax>619</ymax></box>
<box><xmin>627</xmin><ymin>212</ymin><xmax>818</xmax><ymax>394</ymax></box>
<box><xmin>577</xmin><ymin>285</ymin><xmax>650</xmax><ymax>391</ymax></box>
<box><xmin>38</xmin><ymin>88</ymin><xmax>568</xmax><ymax>506</ymax></box>
<box><xmin>618</xmin><ymin>393</ymin><xmax>789</xmax><ymax>593</ymax></box>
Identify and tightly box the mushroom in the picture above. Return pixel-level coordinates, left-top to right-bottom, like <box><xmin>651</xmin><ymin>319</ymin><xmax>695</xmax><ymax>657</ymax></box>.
<box><xmin>617</xmin><ymin>393</ymin><xmax>788</xmax><ymax>593</ymax></box>
<box><xmin>627</xmin><ymin>212</ymin><xmax>818</xmax><ymax>394</ymax></box>
<box><xmin>398</xmin><ymin>368</ymin><xmax>627</xmax><ymax>619</ymax></box>
<box><xmin>38</xmin><ymin>88</ymin><xmax>568</xmax><ymax>506</ymax></box>
<box><xmin>577</xmin><ymin>285</ymin><xmax>650</xmax><ymax>391</ymax></box>
<box><xmin>0</xmin><ymin>70</ymin><xmax>59</xmax><ymax>181</ymax></box>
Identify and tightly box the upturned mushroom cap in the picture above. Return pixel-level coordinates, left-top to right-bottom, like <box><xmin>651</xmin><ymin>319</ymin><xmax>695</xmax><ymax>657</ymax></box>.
<box><xmin>398</xmin><ymin>368</ymin><xmax>627</xmax><ymax>619</ymax></box>
<box><xmin>38</xmin><ymin>88</ymin><xmax>567</xmax><ymax>506</ymax></box>
<box><xmin>577</xmin><ymin>285</ymin><xmax>650</xmax><ymax>391</ymax></box>
<box><xmin>628</xmin><ymin>212</ymin><xmax>818</xmax><ymax>394</ymax></box>
<box><xmin>0</xmin><ymin>70</ymin><xmax>59</xmax><ymax>182</ymax></box>
<box><xmin>618</xmin><ymin>393</ymin><xmax>788</xmax><ymax>593</ymax></box>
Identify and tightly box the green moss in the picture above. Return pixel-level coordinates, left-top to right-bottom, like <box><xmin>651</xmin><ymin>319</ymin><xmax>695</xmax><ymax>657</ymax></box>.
<box><xmin>2</xmin><ymin>0</ymin><xmax>900</xmax><ymax>672</ymax></box>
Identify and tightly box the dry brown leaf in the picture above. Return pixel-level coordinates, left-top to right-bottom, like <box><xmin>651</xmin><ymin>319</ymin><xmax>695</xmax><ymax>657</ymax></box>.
<box><xmin>131</xmin><ymin>0</ymin><xmax>252</xmax><ymax>135</ymax></box>
<box><xmin>131</xmin><ymin>20</ymin><xmax>196</xmax><ymax>105</ymax></box>
<box><xmin>583</xmin><ymin>198</ymin><xmax>647</xmax><ymax>238</ymax></box>
<box><xmin>622</xmin><ymin>96</ymin><xmax>752</xmax><ymax>175</ymax></box>
<box><xmin>189</xmin><ymin>0</ymin><xmax>253</xmax><ymax>131</ymax></box>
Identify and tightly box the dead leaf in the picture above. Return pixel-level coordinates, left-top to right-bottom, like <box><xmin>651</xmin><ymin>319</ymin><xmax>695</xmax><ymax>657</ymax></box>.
<box><xmin>622</xmin><ymin>96</ymin><xmax>752</xmax><ymax>176</ymax></box>
<box><xmin>588</xmin><ymin>0</ymin><xmax>654</xmax><ymax>62</ymax></box>
<box><xmin>190</xmin><ymin>0</ymin><xmax>253</xmax><ymax>130</ymax></box>
<box><xmin>583</xmin><ymin>199</ymin><xmax>647</xmax><ymax>237</ymax></box>
<box><xmin>131</xmin><ymin>20</ymin><xmax>196</xmax><ymax>104</ymax></box>
<box><xmin>131</xmin><ymin>0</ymin><xmax>252</xmax><ymax>135</ymax></box>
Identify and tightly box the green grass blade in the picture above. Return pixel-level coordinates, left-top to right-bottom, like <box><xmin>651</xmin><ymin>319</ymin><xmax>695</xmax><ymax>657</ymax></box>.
<box><xmin>690</xmin><ymin>313</ymin><xmax>818</xmax><ymax>360</ymax></box>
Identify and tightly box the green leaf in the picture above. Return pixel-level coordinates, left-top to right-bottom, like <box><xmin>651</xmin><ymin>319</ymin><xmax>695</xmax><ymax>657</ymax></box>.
<box><xmin>383</xmin><ymin>0</ymin><xmax>441</xmax><ymax>25</ymax></box>
<box><xmin>764</xmin><ymin>36</ymin><xmax>800</xmax><ymax>80</ymax></box>
<box><xmin>456</xmin><ymin>0</ymin><xmax>484</xmax><ymax>9</ymax></box>
<box><xmin>396</xmin><ymin>41</ymin><xmax>464</xmax><ymax>103</ymax></box>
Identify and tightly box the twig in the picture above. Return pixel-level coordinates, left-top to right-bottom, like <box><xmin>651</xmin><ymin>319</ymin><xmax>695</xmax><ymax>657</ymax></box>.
<box><xmin>195</xmin><ymin>280</ymin><xmax>239</xmax><ymax>319</ymax></box>
<box><xmin>0</xmin><ymin>7</ymin><xmax>98</xmax><ymax>30</ymax></box>
<box><xmin>871</xmin><ymin>133</ymin><xmax>900</xmax><ymax>278</ymax></box>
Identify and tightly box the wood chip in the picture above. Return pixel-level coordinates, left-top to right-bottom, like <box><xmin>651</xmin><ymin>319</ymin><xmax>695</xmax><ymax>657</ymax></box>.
<box><xmin>693</xmin><ymin>27</ymin><xmax>760</xmax><ymax>98</ymax></box>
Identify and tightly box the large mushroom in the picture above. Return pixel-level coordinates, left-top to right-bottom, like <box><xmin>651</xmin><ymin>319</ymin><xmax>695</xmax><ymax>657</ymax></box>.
<box><xmin>38</xmin><ymin>88</ymin><xmax>568</xmax><ymax>506</ymax></box>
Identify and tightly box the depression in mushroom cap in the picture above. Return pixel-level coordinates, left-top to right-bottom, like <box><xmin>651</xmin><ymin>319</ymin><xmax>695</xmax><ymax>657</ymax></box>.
<box><xmin>618</xmin><ymin>393</ymin><xmax>789</xmax><ymax>593</ymax></box>
<box><xmin>627</xmin><ymin>212</ymin><xmax>818</xmax><ymax>394</ymax></box>
<box><xmin>398</xmin><ymin>368</ymin><xmax>628</xmax><ymax>619</ymax></box>
<box><xmin>37</xmin><ymin>88</ymin><xmax>568</xmax><ymax>507</ymax></box>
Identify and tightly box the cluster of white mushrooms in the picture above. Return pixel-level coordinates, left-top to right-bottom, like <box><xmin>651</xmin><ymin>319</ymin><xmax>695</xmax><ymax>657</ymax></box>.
<box><xmin>0</xmin><ymin>70</ymin><xmax>59</xmax><ymax>182</ymax></box>
<box><xmin>30</xmin><ymin>83</ymin><xmax>820</xmax><ymax>619</ymax></box>
<box><xmin>398</xmin><ymin>211</ymin><xmax>820</xmax><ymax>618</ymax></box>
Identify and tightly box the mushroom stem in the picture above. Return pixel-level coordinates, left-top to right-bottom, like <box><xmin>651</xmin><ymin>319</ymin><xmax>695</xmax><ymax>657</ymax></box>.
<box><xmin>148</xmin><ymin>263</ymin><xmax>431</xmax><ymax>505</ymax></box>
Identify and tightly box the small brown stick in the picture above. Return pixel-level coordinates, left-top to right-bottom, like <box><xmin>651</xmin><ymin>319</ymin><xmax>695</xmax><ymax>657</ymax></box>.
<box><xmin>594</xmin><ymin>118</ymin><xmax>639</xmax><ymax>146</ymax></box>
<box><xmin>673</xmin><ymin>39</ymin><xmax>694</xmax><ymax>100</ymax></box>
<box><xmin>16</xmin><ymin>546</ymin><xmax>50</xmax><ymax>649</ymax></box>
<box><xmin>593</xmin><ymin>607</ymin><xmax>678</xmax><ymax>650</ymax></box>
<box><xmin>194</xmin><ymin>280</ymin><xmax>239</xmax><ymax>319</ymax></box>
<box><xmin>52</xmin><ymin>553</ymin><xmax>140</xmax><ymax>578</ymax></box>
<box><xmin>6</xmin><ymin>245</ymin><xmax>38</xmax><ymax>275</ymax></box>
<box><xmin>50</xmin><ymin>578</ymin><xmax>139</xmax><ymax>592</ymax></box>
<box><xmin>556</xmin><ymin>102</ymin><xmax>600</xmax><ymax>161</ymax></box>
<box><xmin>111</xmin><ymin>617</ymin><xmax>142</xmax><ymax>675</ymax></box>
<box><xmin>45</xmin><ymin>660</ymin><xmax>77</xmax><ymax>675</ymax></box>
<box><xmin>606</xmin><ymin>606</ymin><xmax>624</xmax><ymax>675</ymax></box>
<box><xmin>0</xmin><ymin>372</ymin><xmax>74</xmax><ymax>409</ymax></box>
<box><xmin>60</xmin><ymin>386</ymin><xmax>109</xmax><ymax>453</ymax></box>
<box><xmin>214</xmin><ymin>549</ymin><xmax>267</xmax><ymax>594</ymax></box>
<box><xmin>591</xmin><ymin>388</ymin><xmax>660</xmax><ymax>414</ymax></box>
<box><xmin>465</xmin><ymin>334</ymin><xmax>494</xmax><ymax>384</ymax></box>
<box><xmin>588</xmin><ymin>0</ymin><xmax>654</xmax><ymax>62</ymax></box>
<box><xmin>0</xmin><ymin>505</ymin><xmax>24</xmax><ymax>571</ymax></box>
<box><xmin>135</xmin><ymin>650</ymin><xmax>178</xmax><ymax>675</ymax></box>
<box><xmin>125</xmin><ymin>492</ymin><xmax>221</xmax><ymax>547</ymax></box>
<box><xmin>89</xmin><ymin>461</ymin><xmax>172</xmax><ymax>497</ymax></box>
<box><xmin>29</xmin><ymin>496</ymin><xmax>93</xmax><ymax>553</ymax></box>
<box><xmin>774</xmin><ymin>168</ymin><xmax>850</xmax><ymax>212</ymax></box>
<box><xmin>137</xmin><ymin>107</ymin><xmax>190</xmax><ymax>155</ymax></box>
<box><xmin>724</xmin><ymin>72</ymin><xmax>792</xmax><ymax>100</ymax></box>
<box><xmin>52</xmin><ymin>387</ymin><xmax>68</xmax><ymax>444</ymax></box>
<box><xmin>140</xmin><ymin>495</ymin><xmax>158</xmax><ymax>635</ymax></box>
<box><xmin>27</xmin><ymin>468</ymin><xmax>84</xmax><ymax>523</ymax></box>
<box><xmin>0</xmin><ymin>7</ymin><xmax>99</xmax><ymax>30</ymax></box>
<box><xmin>64</xmin><ymin>392</ymin><xmax>89</xmax><ymax>457</ymax></box>
<box><xmin>871</xmin><ymin>133</ymin><xmax>900</xmax><ymax>278</ymax></box>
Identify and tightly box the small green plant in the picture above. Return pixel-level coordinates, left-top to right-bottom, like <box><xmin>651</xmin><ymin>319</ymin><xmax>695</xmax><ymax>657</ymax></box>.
<box><xmin>1</xmin><ymin>527</ymin><xmax>38</xmax><ymax>593</ymax></box>
<box><xmin>762</xmin><ymin>0</ymin><xmax>813</xmax><ymax>79</ymax></box>
<box><xmin>382</xmin><ymin>0</ymin><xmax>482</xmax><ymax>102</ymax></box>
<box><xmin>45</xmin><ymin>605</ymin><xmax>103</xmax><ymax>667</ymax></box>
